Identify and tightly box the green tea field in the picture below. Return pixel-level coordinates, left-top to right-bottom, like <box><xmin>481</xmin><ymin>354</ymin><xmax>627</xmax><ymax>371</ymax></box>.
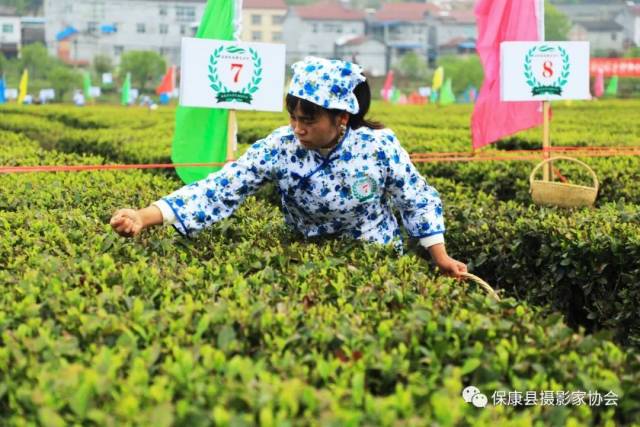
<box><xmin>1</xmin><ymin>101</ymin><xmax>639</xmax><ymax>426</ymax></box>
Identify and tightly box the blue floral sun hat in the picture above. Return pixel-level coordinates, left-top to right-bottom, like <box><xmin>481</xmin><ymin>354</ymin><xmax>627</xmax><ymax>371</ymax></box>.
<box><xmin>288</xmin><ymin>56</ymin><xmax>366</xmax><ymax>114</ymax></box>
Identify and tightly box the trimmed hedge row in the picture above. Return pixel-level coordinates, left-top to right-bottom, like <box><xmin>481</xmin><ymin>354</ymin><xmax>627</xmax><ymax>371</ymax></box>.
<box><xmin>440</xmin><ymin>188</ymin><xmax>640</xmax><ymax>347</ymax></box>
<box><xmin>2</xmin><ymin>139</ymin><xmax>640</xmax><ymax>424</ymax></box>
<box><xmin>421</xmin><ymin>156</ymin><xmax>640</xmax><ymax>206</ymax></box>
<box><xmin>2</xmin><ymin>104</ymin><xmax>640</xmax><ymax>424</ymax></box>
<box><xmin>3</xmin><ymin>100</ymin><xmax>640</xmax><ymax>161</ymax></box>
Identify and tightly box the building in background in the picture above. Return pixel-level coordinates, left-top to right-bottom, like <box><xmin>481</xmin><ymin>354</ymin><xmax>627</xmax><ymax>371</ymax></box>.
<box><xmin>556</xmin><ymin>1</ymin><xmax>633</xmax><ymax>54</ymax></box>
<box><xmin>554</xmin><ymin>2</ymin><xmax>627</xmax><ymax>24</ymax></box>
<box><xmin>283</xmin><ymin>0</ymin><xmax>365</xmax><ymax>65</ymax></box>
<box><xmin>367</xmin><ymin>2</ymin><xmax>476</xmax><ymax>72</ymax></box>
<box><xmin>21</xmin><ymin>16</ymin><xmax>46</xmax><ymax>46</ymax></box>
<box><xmin>570</xmin><ymin>19</ymin><xmax>626</xmax><ymax>54</ymax></box>
<box><xmin>0</xmin><ymin>5</ymin><xmax>21</xmax><ymax>59</ymax></box>
<box><xmin>44</xmin><ymin>0</ymin><xmax>206</xmax><ymax>66</ymax></box>
<box><xmin>616</xmin><ymin>4</ymin><xmax>640</xmax><ymax>48</ymax></box>
<box><xmin>242</xmin><ymin>0</ymin><xmax>287</xmax><ymax>43</ymax></box>
<box><xmin>334</xmin><ymin>35</ymin><xmax>386</xmax><ymax>76</ymax></box>
<box><xmin>430</xmin><ymin>9</ymin><xmax>476</xmax><ymax>59</ymax></box>
<box><xmin>369</xmin><ymin>2</ymin><xmax>439</xmax><ymax>72</ymax></box>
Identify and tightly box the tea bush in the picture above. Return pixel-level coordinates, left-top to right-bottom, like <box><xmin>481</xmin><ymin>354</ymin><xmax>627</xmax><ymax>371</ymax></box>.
<box><xmin>2</xmin><ymin>102</ymin><xmax>640</xmax><ymax>425</ymax></box>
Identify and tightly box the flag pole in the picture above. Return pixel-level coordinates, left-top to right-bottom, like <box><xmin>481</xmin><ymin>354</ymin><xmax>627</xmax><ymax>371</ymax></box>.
<box><xmin>537</xmin><ymin>0</ymin><xmax>552</xmax><ymax>181</ymax></box>
<box><xmin>226</xmin><ymin>0</ymin><xmax>242</xmax><ymax>163</ymax></box>
<box><xmin>226</xmin><ymin>110</ymin><xmax>237</xmax><ymax>162</ymax></box>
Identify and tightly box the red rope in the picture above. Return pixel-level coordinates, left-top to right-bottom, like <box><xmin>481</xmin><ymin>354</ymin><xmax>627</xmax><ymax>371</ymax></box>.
<box><xmin>0</xmin><ymin>162</ymin><xmax>227</xmax><ymax>174</ymax></box>
<box><xmin>411</xmin><ymin>146</ymin><xmax>640</xmax><ymax>158</ymax></box>
<box><xmin>1</xmin><ymin>147</ymin><xmax>640</xmax><ymax>174</ymax></box>
<box><xmin>552</xmin><ymin>167</ymin><xmax>569</xmax><ymax>183</ymax></box>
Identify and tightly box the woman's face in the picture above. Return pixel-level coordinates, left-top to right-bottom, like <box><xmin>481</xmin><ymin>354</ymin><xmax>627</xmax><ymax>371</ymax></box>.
<box><xmin>289</xmin><ymin>104</ymin><xmax>346</xmax><ymax>150</ymax></box>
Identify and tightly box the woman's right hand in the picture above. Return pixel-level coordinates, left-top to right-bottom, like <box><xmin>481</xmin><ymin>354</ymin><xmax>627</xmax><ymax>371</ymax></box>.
<box><xmin>110</xmin><ymin>208</ymin><xmax>144</xmax><ymax>237</ymax></box>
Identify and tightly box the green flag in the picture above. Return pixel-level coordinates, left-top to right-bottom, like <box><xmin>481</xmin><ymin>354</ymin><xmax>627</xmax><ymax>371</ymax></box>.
<box><xmin>83</xmin><ymin>72</ymin><xmax>92</xmax><ymax>100</ymax></box>
<box><xmin>172</xmin><ymin>0</ymin><xmax>238</xmax><ymax>184</ymax></box>
<box><xmin>121</xmin><ymin>73</ymin><xmax>131</xmax><ymax>106</ymax></box>
<box><xmin>605</xmin><ymin>76</ymin><xmax>618</xmax><ymax>97</ymax></box>
<box><xmin>439</xmin><ymin>78</ymin><xmax>455</xmax><ymax>106</ymax></box>
<box><xmin>390</xmin><ymin>88</ymin><xmax>401</xmax><ymax>104</ymax></box>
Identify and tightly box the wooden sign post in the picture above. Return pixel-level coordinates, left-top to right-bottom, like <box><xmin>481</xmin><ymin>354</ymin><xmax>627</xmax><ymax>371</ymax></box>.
<box><xmin>542</xmin><ymin>100</ymin><xmax>551</xmax><ymax>181</ymax></box>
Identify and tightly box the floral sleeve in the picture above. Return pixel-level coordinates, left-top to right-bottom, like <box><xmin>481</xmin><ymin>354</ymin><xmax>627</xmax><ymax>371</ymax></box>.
<box><xmin>161</xmin><ymin>131</ymin><xmax>282</xmax><ymax>237</ymax></box>
<box><xmin>380</xmin><ymin>130</ymin><xmax>445</xmax><ymax>238</ymax></box>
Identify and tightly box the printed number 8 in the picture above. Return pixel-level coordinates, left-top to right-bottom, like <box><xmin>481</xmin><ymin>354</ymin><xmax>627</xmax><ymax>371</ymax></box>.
<box><xmin>542</xmin><ymin>61</ymin><xmax>554</xmax><ymax>78</ymax></box>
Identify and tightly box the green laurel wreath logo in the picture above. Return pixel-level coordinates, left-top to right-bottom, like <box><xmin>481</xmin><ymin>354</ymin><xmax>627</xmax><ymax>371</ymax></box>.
<box><xmin>208</xmin><ymin>45</ymin><xmax>263</xmax><ymax>104</ymax></box>
<box><xmin>524</xmin><ymin>45</ymin><xmax>570</xmax><ymax>96</ymax></box>
<box><xmin>208</xmin><ymin>46</ymin><xmax>227</xmax><ymax>93</ymax></box>
<box><xmin>351</xmin><ymin>176</ymin><xmax>377</xmax><ymax>202</ymax></box>
<box><xmin>247</xmin><ymin>48</ymin><xmax>262</xmax><ymax>95</ymax></box>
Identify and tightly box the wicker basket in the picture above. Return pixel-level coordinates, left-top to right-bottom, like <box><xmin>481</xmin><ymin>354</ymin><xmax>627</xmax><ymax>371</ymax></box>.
<box><xmin>529</xmin><ymin>156</ymin><xmax>598</xmax><ymax>208</ymax></box>
<box><xmin>462</xmin><ymin>273</ymin><xmax>500</xmax><ymax>301</ymax></box>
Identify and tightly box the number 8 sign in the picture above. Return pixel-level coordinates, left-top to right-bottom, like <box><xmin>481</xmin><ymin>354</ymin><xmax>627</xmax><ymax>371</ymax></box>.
<box><xmin>501</xmin><ymin>41</ymin><xmax>591</xmax><ymax>101</ymax></box>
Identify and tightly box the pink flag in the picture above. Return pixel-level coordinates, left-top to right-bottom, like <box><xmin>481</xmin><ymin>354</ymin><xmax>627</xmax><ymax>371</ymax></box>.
<box><xmin>593</xmin><ymin>69</ymin><xmax>604</xmax><ymax>98</ymax></box>
<box><xmin>382</xmin><ymin>70</ymin><xmax>394</xmax><ymax>101</ymax></box>
<box><xmin>471</xmin><ymin>0</ymin><xmax>545</xmax><ymax>149</ymax></box>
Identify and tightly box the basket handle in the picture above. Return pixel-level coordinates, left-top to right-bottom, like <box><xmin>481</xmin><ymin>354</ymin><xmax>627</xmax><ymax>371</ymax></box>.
<box><xmin>529</xmin><ymin>156</ymin><xmax>599</xmax><ymax>192</ymax></box>
<box><xmin>461</xmin><ymin>272</ymin><xmax>501</xmax><ymax>301</ymax></box>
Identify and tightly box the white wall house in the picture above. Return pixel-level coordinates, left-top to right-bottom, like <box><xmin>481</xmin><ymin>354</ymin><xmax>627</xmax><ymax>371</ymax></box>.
<box><xmin>44</xmin><ymin>0</ymin><xmax>206</xmax><ymax>66</ymax></box>
<box><xmin>369</xmin><ymin>2</ymin><xmax>438</xmax><ymax>70</ymax></box>
<box><xmin>431</xmin><ymin>9</ymin><xmax>476</xmax><ymax>55</ymax></box>
<box><xmin>242</xmin><ymin>0</ymin><xmax>287</xmax><ymax>43</ymax></box>
<box><xmin>617</xmin><ymin>4</ymin><xmax>640</xmax><ymax>47</ymax></box>
<box><xmin>570</xmin><ymin>20</ymin><xmax>625</xmax><ymax>54</ymax></box>
<box><xmin>0</xmin><ymin>7</ymin><xmax>21</xmax><ymax>59</ymax></box>
<box><xmin>335</xmin><ymin>36</ymin><xmax>386</xmax><ymax>77</ymax></box>
<box><xmin>283</xmin><ymin>0</ymin><xmax>365</xmax><ymax>65</ymax></box>
<box><xmin>634</xmin><ymin>6</ymin><xmax>640</xmax><ymax>47</ymax></box>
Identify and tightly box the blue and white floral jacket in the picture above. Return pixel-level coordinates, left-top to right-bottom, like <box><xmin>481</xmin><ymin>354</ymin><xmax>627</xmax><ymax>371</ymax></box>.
<box><xmin>155</xmin><ymin>125</ymin><xmax>445</xmax><ymax>251</ymax></box>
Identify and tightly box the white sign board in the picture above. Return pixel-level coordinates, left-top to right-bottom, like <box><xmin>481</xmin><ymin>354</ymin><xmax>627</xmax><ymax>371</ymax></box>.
<box><xmin>5</xmin><ymin>88</ymin><xmax>18</xmax><ymax>100</ymax></box>
<box><xmin>102</xmin><ymin>73</ymin><xmax>112</xmax><ymax>85</ymax></box>
<box><xmin>180</xmin><ymin>38</ymin><xmax>286</xmax><ymax>112</ymax></box>
<box><xmin>418</xmin><ymin>86</ymin><xmax>431</xmax><ymax>97</ymax></box>
<box><xmin>39</xmin><ymin>89</ymin><xmax>55</xmax><ymax>101</ymax></box>
<box><xmin>501</xmin><ymin>42</ymin><xmax>590</xmax><ymax>101</ymax></box>
<box><xmin>89</xmin><ymin>86</ymin><xmax>101</xmax><ymax>97</ymax></box>
<box><xmin>129</xmin><ymin>88</ymin><xmax>139</xmax><ymax>101</ymax></box>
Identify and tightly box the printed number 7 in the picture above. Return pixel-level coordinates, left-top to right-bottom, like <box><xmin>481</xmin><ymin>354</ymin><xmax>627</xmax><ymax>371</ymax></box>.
<box><xmin>231</xmin><ymin>63</ymin><xmax>243</xmax><ymax>83</ymax></box>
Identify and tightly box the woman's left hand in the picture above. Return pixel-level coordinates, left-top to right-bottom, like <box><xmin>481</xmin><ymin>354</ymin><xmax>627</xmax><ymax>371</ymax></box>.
<box><xmin>427</xmin><ymin>243</ymin><xmax>468</xmax><ymax>278</ymax></box>
<box><xmin>435</xmin><ymin>255</ymin><xmax>468</xmax><ymax>278</ymax></box>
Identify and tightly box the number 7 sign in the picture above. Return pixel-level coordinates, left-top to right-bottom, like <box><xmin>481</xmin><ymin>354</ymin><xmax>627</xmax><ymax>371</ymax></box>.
<box><xmin>180</xmin><ymin>38</ymin><xmax>286</xmax><ymax>111</ymax></box>
<box><xmin>230</xmin><ymin>63</ymin><xmax>243</xmax><ymax>83</ymax></box>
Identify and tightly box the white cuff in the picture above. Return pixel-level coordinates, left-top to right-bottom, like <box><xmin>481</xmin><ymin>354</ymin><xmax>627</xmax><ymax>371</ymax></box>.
<box><xmin>419</xmin><ymin>233</ymin><xmax>445</xmax><ymax>249</ymax></box>
<box><xmin>152</xmin><ymin>200</ymin><xmax>176</xmax><ymax>226</ymax></box>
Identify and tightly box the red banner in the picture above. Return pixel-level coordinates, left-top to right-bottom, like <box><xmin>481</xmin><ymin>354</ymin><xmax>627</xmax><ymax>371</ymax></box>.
<box><xmin>590</xmin><ymin>58</ymin><xmax>640</xmax><ymax>77</ymax></box>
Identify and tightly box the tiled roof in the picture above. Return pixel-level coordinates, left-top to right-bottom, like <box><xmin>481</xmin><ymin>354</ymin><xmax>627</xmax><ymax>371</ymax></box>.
<box><xmin>341</xmin><ymin>35</ymin><xmax>382</xmax><ymax>46</ymax></box>
<box><xmin>373</xmin><ymin>2</ymin><xmax>440</xmax><ymax>22</ymax></box>
<box><xmin>0</xmin><ymin>5</ymin><xmax>18</xmax><ymax>16</ymax></box>
<box><xmin>244</xmin><ymin>0</ymin><xmax>287</xmax><ymax>9</ymax></box>
<box><xmin>576</xmin><ymin>19</ymin><xmax>624</xmax><ymax>32</ymax></box>
<box><xmin>292</xmin><ymin>1</ymin><xmax>365</xmax><ymax>21</ymax></box>
<box><xmin>440</xmin><ymin>36</ymin><xmax>466</xmax><ymax>48</ymax></box>
<box><xmin>440</xmin><ymin>37</ymin><xmax>475</xmax><ymax>49</ymax></box>
<box><xmin>440</xmin><ymin>10</ymin><xmax>476</xmax><ymax>24</ymax></box>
